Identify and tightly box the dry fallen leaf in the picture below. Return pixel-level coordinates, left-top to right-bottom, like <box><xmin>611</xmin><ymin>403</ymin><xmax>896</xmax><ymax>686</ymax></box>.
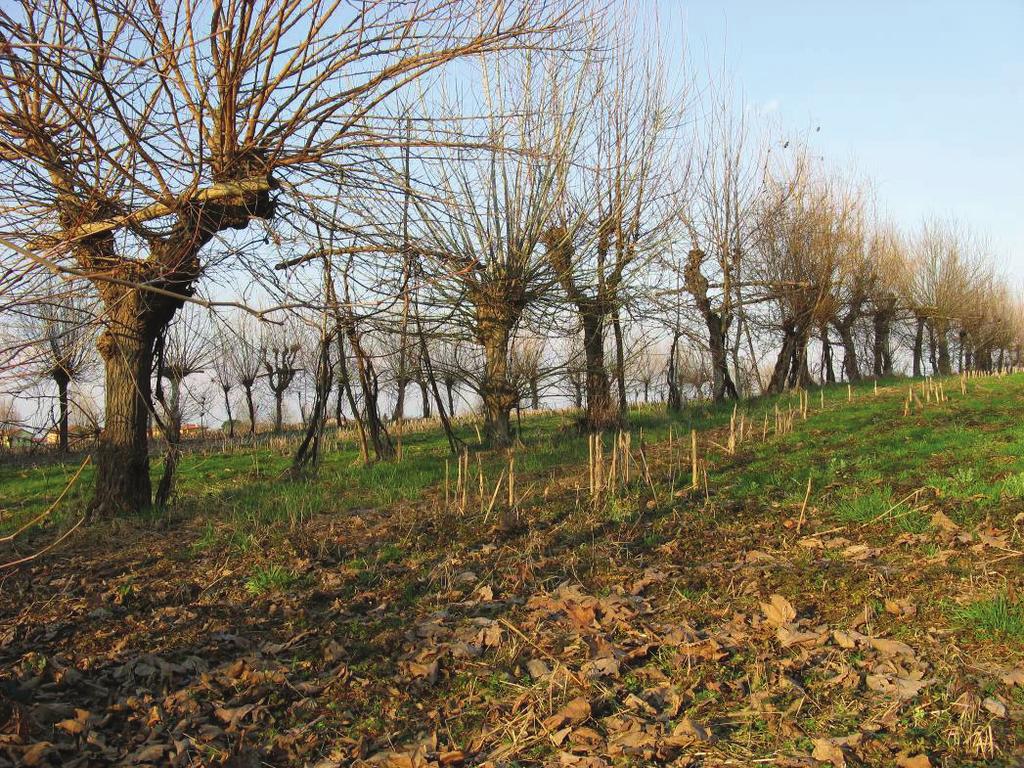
<box><xmin>543</xmin><ymin>697</ymin><xmax>592</xmax><ymax>731</ymax></box>
<box><xmin>896</xmin><ymin>755</ymin><xmax>931</xmax><ymax>768</ymax></box>
<box><xmin>21</xmin><ymin>742</ymin><xmax>52</xmax><ymax>767</ymax></box>
<box><xmin>811</xmin><ymin>737</ymin><xmax>846</xmax><ymax>767</ymax></box>
<box><xmin>1001</xmin><ymin>667</ymin><xmax>1024</xmax><ymax>686</ymax></box>
<box><xmin>526</xmin><ymin>658</ymin><xmax>551</xmax><ymax>679</ymax></box>
<box><xmin>931</xmin><ymin>510</ymin><xmax>959</xmax><ymax>532</ymax></box>
<box><xmin>983</xmin><ymin>696</ymin><xmax>1008</xmax><ymax>718</ymax></box>
<box><xmin>761</xmin><ymin>594</ymin><xmax>797</xmax><ymax>627</ymax></box>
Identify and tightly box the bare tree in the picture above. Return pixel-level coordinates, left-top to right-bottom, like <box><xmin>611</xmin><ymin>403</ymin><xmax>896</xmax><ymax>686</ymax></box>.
<box><xmin>756</xmin><ymin>153</ymin><xmax>851</xmax><ymax>392</ymax></box>
<box><xmin>153</xmin><ymin>306</ymin><xmax>209</xmax><ymax>508</ymax></box>
<box><xmin>29</xmin><ymin>285</ymin><xmax>96</xmax><ymax>451</ymax></box>
<box><xmin>0</xmin><ymin>0</ymin><xmax>566</xmax><ymax>515</ymax></box>
<box><xmin>402</xmin><ymin>49</ymin><xmax>588</xmax><ymax>447</ymax></box>
<box><xmin>261</xmin><ymin>325</ymin><xmax>302</xmax><ymax>434</ymax></box>
<box><xmin>227</xmin><ymin>314</ymin><xmax>264</xmax><ymax>437</ymax></box>
<box><xmin>545</xmin><ymin>16</ymin><xmax>678</xmax><ymax>426</ymax></box>
<box><xmin>676</xmin><ymin>90</ymin><xmax>766</xmax><ymax>402</ymax></box>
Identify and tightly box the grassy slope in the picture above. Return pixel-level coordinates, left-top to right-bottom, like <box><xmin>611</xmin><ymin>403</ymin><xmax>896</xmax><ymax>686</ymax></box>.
<box><xmin>1</xmin><ymin>374</ymin><xmax>1023</xmax><ymax>767</ymax></box>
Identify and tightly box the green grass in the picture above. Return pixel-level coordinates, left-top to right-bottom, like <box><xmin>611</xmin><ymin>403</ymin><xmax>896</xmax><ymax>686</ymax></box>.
<box><xmin>245</xmin><ymin>564</ymin><xmax>298</xmax><ymax>596</ymax></box>
<box><xmin>5</xmin><ymin>373</ymin><xmax>1024</xmax><ymax>550</ymax></box>
<box><xmin>951</xmin><ymin>592</ymin><xmax>1024</xmax><ymax>639</ymax></box>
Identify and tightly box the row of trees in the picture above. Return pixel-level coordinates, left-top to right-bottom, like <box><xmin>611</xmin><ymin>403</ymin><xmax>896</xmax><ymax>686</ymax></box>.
<box><xmin>1</xmin><ymin>1</ymin><xmax>1020</xmax><ymax>515</ymax></box>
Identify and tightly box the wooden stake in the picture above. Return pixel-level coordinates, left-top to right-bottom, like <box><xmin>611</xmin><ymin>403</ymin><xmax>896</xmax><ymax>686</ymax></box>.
<box><xmin>691</xmin><ymin>429</ymin><xmax>698</xmax><ymax>489</ymax></box>
<box><xmin>796</xmin><ymin>476</ymin><xmax>812</xmax><ymax>534</ymax></box>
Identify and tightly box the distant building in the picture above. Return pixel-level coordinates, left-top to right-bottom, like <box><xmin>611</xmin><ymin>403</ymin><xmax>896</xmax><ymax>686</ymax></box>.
<box><xmin>42</xmin><ymin>425</ymin><xmax>100</xmax><ymax>448</ymax></box>
<box><xmin>0</xmin><ymin>427</ymin><xmax>36</xmax><ymax>450</ymax></box>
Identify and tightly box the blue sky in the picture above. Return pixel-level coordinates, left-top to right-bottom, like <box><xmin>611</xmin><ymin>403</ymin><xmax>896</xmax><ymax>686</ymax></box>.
<box><xmin>666</xmin><ymin>0</ymin><xmax>1024</xmax><ymax>278</ymax></box>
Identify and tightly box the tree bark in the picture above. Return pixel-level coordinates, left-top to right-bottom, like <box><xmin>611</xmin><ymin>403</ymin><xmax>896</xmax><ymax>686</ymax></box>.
<box><xmin>872</xmin><ymin>310</ymin><xmax>893</xmax><ymax>377</ymax></box>
<box><xmin>243</xmin><ymin>383</ymin><xmax>256</xmax><ymax>436</ymax></box>
<box><xmin>580</xmin><ymin>316</ymin><xmax>619</xmax><ymax>429</ymax></box>
<box><xmin>611</xmin><ymin>308</ymin><xmax>627</xmax><ymax>415</ymax></box>
<box><xmin>54</xmin><ymin>369</ymin><xmax>70</xmax><ymax>452</ymax></box>
<box><xmin>476</xmin><ymin>308</ymin><xmax>516</xmax><ymax>448</ymax></box>
<box><xmin>820</xmin><ymin>327</ymin><xmax>836</xmax><ymax>384</ymax></box>
<box><xmin>836</xmin><ymin>319</ymin><xmax>861</xmax><ymax>382</ymax></box>
<box><xmin>419</xmin><ymin>379</ymin><xmax>431</xmax><ymax>419</ymax></box>
<box><xmin>91</xmin><ymin>309</ymin><xmax>161</xmax><ymax>517</ymax></box>
<box><xmin>222</xmin><ymin>385</ymin><xmax>234</xmax><ymax>438</ymax></box>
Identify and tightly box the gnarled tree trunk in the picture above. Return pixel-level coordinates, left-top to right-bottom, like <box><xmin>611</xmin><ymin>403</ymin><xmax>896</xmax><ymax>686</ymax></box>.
<box><xmin>93</xmin><ymin>335</ymin><xmax>151</xmax><ymax>514</ymax></box>
<box><xmin>872</xmin><ymin>310</ymin><xmax>893</xmax><ymax>377</ymax></box>
<box><xmin>836</xmin><ymin>317</ymin><xmax>861</xmax><ymax>382</ymax></box>
<box><xmin>580</xmin><ymin>315</ymin><xmax>619</xmax><ymax>429</ymax></box>
<box><xmin>53</xmin><ymin>368</ymin><xmax>70</xmax><ymax>452</ymax></box>
<box><xmin>477</xmin><ymin>308</ymin><xmax>516</xmax><ymax>448</ymax></box>
<box><xmin>912</xmin><ymin>315</ymin><xmax>925</xmax><ymax>377</ymax></box>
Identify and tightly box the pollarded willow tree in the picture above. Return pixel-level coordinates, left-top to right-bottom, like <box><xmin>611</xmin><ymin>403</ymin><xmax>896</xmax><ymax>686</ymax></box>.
<box><xmin>26</xmin><ymin>281</ymin><xmax>97</xmax><ymax>451</ymax></box>
<box><xmin>544</xmin><ymin>15</ymin><xmax>679</xmax><ymax>427</ymax></box>
<box><xmin>0</xmin><ymin>0</ymin><xmax>567</xmax><ymax>515</ymax></box>
<box><xmin>757</xmin><ymin>156</ymin><xmax>858</xmax><ymax>393</ymax></box>
<box><xmin>674</xmin><ymin>90</ymin><xmax>768</xmax><ymax>403</ymax></box>
<box><xmin>906</xmin><ymin>217</ymin><xmax>980</xmax><ymax>376</ymax></box>
<box><xmin>401</xmin><ymin>48</ymin><xmax>590</xmax><ymax>447</ymax></box>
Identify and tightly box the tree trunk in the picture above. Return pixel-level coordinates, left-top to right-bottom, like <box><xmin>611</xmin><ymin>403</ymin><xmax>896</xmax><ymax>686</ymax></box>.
<box><xmin>334</xmin><ymin>384</ymin><xmax>344</xmax><ymax>427</ymax></box>
<box><xmin>530</xmin><ymin>377</ymin><xmax>540</xmax><ymax>410</ymax></box>
<box><xmin>936</xmin><ymin>325</ymin><xmax>952</xmax><ymax>375</ymax></box>
<box><xmin>291</xmin><ymin>335</ymin><xmax>332</xmax><ymax>476</ymax></box>
<box><xmin>154</xmin><ymin>375</ymin><xmax>182</xmax><ymax>510</ymax></box>
<box><xmin>222</xmin><ymin>385</ymin><xmax>234</xmax><ymax>438</ymax></box>
<box><xmin>821</xmin><ymin>327</ymin><xmax>836</xmax><ymax>383</ymax></box>
<box><xmin>912</xmin><ymin>316</ymin><xmax>925</xmax><ymax>377</ymax></box>
<box><xmin>477</xmin><ymin>313</ymin><xmax>515</xmax><ymax>448</ymax></box>
<box><xmin>837</xmin><ymin>320</ymin><xmax>861</xmax><ymax>382</ymax></box>
<box><xmin>446</xmin><ymin>381</ymin><xmax>455</xmax><ymax>416</ymax></box>
<box><xmin>667</xmin><ymin>330</ymin><xmax>683</xmax><ymax>412</ymax></box>
<box><xmin>337</xmin><ymin>329</ymin><xmax>370</xmax><ymax>463</ymax></box>
<box><xmin>244</xmin><ymin>384</ymin><xmax>256</xmax><ymax>436</ymax></box>
<box><xmin>580</xmin><ymin>315</ymin><xmax>619</xmax><ymax>430</ymax></box>
<box><xmin>392</xmin><ymin>379</ymin><xmax>406</xmax><ymax>422</ymax></box>
<box><xmin>704</xmin><ymin>310</ymin><xmax>738</xmax><ymax>403</ymax></box>
<box><xmin>767</xmin><ymin>324</ymin><xmax>801</xmax><ymax>394</ymax></box>
<box><xmin>927</xmin><ymin>322</ymin><xmax>938</xmax><ymax>375</ymax></box>
<box><xmin>54</xmin><ymin>370</ymin><xmax>70</xmax><ymax>452</ymax></box>
<box><xmin>872</xmin><ymin>311</ymin><xmax>893</xmax><ymax>377</ymax></box>
<box><xmin>611</xmin><ymin>308</ymin><xmax>627</xmax><ymax>415</ymax></box>
<box><xmin>787</xmin><ymin>326</ymin><xmax>813</xmax><ymax>389</ymax></box>
<box><xmin>91</xmin><ymin>314</ymin><xmax>159</xmax><ymax>517</ymax></box>
<box><xmin>419</xmin><ymin>379</ymin><xmax>431</xmax><ymax>419</ymax></box>
<box><xmin>274</xmin><ymin>391</ymin><xmax>284</xmax><ymax>433</ymax></box>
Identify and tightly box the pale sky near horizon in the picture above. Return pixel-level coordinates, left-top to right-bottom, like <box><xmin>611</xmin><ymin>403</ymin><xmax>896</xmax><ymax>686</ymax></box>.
<box><xmin>666</xmin><ymin>0</ymin><xmax>1024</xmax><ymax>281</ymax></box>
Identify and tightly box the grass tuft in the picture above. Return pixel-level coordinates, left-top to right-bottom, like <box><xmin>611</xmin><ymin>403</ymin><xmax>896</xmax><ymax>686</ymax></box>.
<box><xmin>951</xmin><ymin>592</ymin><xmax>1024</xmax><ymax>639</ymax></box>
<box><xmin>245</xmin><ymin>564</ymin><xmax>297</xmax><ymax>596</ymax></box>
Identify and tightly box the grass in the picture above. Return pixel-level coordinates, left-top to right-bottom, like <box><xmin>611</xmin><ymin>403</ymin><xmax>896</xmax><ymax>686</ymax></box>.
<box><xmin>951</xmin><ymin>592</ymin><xmax>1024</xmax><ymax>639</ymax></box>
<box><xmin>244</xmin><ymin>564</ymin><xmax>298</xmax><ymax>596</ymax></box>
